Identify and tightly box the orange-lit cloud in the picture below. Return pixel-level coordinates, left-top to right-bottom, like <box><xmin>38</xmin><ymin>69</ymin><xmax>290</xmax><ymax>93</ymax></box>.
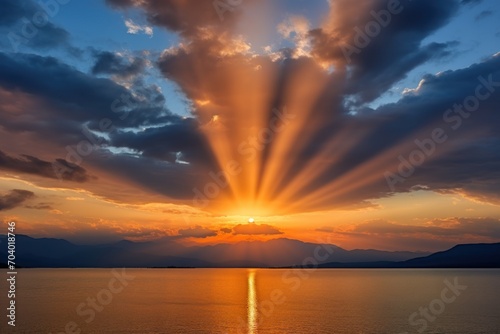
<box><xmin>232</xmin><ymin>223</ymin><xmax>283</xmax><ymax>236</ymax></box>
<box><xmin>178</xmin><ymin>226</ymin><xmax>218</xmax><ymax>238</ymax></box>
<box><xmin>0</xmin><ymin>0</ymin><xmax>499</xmax><ymax>251</ymax></box>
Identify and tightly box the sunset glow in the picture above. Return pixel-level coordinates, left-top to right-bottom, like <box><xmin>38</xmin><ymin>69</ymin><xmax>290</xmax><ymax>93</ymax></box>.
<box><xmin>0</xmin><ymin>0</ymin><xmax>499</xmax><ymax>253</ymax></box>
<box><xmin>2</xmin><ymin>1</ymin><xmax>500</xmax><ymax>333</ymax></box>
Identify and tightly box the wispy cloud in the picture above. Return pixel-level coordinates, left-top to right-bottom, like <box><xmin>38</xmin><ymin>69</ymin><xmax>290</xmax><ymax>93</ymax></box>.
<box><xmin>124</xmin><ymin>18</ymin><xmax>153</xmax><ymax>37</ymax></box>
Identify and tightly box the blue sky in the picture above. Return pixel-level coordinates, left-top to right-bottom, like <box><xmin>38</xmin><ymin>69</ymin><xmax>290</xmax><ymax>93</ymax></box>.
<box><xmin>38</xmin><ymin>0</ymin><xmax>500</xmax><ymax>113</ymax></box>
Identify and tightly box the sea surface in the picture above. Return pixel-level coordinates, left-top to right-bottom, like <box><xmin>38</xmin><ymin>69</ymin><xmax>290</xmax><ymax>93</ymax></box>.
<box><xmin>2</xmin><ymin>269</ymin><xmax>500</xmax><ymax>333</ymax></box>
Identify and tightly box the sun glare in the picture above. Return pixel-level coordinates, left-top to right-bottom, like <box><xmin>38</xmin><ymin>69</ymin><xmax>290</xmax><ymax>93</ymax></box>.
<box><xmin>248</xmin><ymin>217</ymin><xmax>255</xmax><ymax>223</ymax></box>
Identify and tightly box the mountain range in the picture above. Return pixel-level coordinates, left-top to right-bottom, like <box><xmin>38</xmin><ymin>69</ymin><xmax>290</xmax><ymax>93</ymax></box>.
<box><xmin>1</xmin><ymin>234</ymin><xmax>499</xmax><ymax>268</ymax></box>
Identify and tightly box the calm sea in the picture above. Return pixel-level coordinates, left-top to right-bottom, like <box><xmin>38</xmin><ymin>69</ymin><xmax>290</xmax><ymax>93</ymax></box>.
<box><xmin>2</xmin><ymin>269</ymin><xmax>499</xmax><ymax>333</ymax></box>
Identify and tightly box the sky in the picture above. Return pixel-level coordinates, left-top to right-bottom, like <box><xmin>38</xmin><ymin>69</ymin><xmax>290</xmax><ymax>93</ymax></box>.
<box><xmin>0</xmin><ymin>0</ymin><xmax>500</xmax><ymax>252</ymax></box>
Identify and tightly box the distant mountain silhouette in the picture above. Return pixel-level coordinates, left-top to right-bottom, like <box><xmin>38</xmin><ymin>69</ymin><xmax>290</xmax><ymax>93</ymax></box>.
<box><xmin>400</xmin><ymin>243</ymin><xmax>500</xmax><ymax>268</ymax></box>
<box><xmin>182</xmin><ymin>238</ymin><xmax>428</xmax><ymax>267</ymax></box>
<box><xmin>1</xmin><ymin>234</ymin><xmax>498</xmax><ymax>268</ymax></box>
<box><xmin>0</xmin><ymin>234</ymin><xmax>207</xmax><ymax>268</ymax></box>
<box><xmin>318</xmin><ymin>243</ymin><xmax>500</xmax><ymax>268</ymax></box>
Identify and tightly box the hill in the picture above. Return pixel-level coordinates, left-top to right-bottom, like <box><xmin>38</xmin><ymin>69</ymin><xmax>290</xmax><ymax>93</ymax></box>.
<box><xmin>318</xmin><ymin>243</ymin><xmax>500</xmax><ymax>268</ymax></box>
<box><xmin>0</xmin><ymin>234</ymin><xmax>428</xmax><ymax>268</ymax></box>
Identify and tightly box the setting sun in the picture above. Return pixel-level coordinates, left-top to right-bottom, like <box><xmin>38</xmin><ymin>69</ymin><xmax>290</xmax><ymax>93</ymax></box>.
<box><xmin>1</xmin><ymin>0</ymin><xmax>499</xmax><ymax>332</ymax></box>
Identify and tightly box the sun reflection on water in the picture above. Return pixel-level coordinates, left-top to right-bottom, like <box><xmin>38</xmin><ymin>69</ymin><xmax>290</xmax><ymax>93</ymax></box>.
<box><xmin>247</xmin><ymin>270</ymin><xmax>257</xmax><ymax>334</ymax></box>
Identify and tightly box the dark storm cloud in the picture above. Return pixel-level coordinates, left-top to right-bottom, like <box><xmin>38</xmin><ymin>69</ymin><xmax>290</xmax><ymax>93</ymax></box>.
<box><xmin>310</xmin><ymin>0</ymin><xmax>461</xmax><ymax>105</ymax></box>
<box><xmin>375</xmin><ymin>57</ymin><xmax>500</xmax><ymax>155</ymax></box>
<box><xmin>88</xmin><ymin>151</ymin><xmax>214</xmax><ymax>199</ymax></box>
<box><xmin>104</xmin><ymin>0</ymin><xmax>241</xmax><ymax>37</ymax></box>
<box><xmin>0</xmin><ymin>0</ymin><xmax>33</xmax><ymax>25</ymax></box>
<box><xmin>23</xmin><ymin>23</ymin><xmax>72</xmax><ymax>50</ymax></box>
<box><xmin>0</xmin><ymin>189</ymin><xmax>35</xmax><ymax>211</ymax></box>
<box><xmin>218</xmin><ymin>55</ymin><xmax>500</xmax><ymax>212</ymax></box>
<box><xmin>0</xmin><ymin>0</ymin><xmax>498</xmax><ymax>213</ymax></box>
<box><xmin>108</xmin><ymin>118</ymin><xmax>216</xmax><ymax>165</ymax></box>
<box><xmin>0</xmin><ymin>52</ymin><xmax>129</xmax><ymax>123</ymax></box>
<box><xmin>400</xmin><ymin>138</ymin><xmax>500</xmax><ymax>204</ymax></box>
<box><xmin>289</xmin><ymin>55</ymin><xmax>500</xmax><ymax>209</ymax></box>
<box><xmin>0</xmin><ymin>0</ymin><xmax>74</xmax><ymax>52</ymax></box>
<box><xmin>149</xmin><ymin>0</ymin><xmax>500</xmax><ymax>211</ymax></box>
<box><xmin>0</xmin><ymin>52</ymin><xmax>178</xmax><ymax>138</ymax></box>
<box><xmin>0</xmin><ymin>50</ymin><xmax>220</xmax><ymax>200</ymax></box>
<box><xmin>0</xmin><ymin>150</ymin><xmax>92</xmax><ymax>182</ymax></box>
<box><xmin>91</xmin><ymin>51</ymin><xmax>147</xmax><ymax>78</ymax></box>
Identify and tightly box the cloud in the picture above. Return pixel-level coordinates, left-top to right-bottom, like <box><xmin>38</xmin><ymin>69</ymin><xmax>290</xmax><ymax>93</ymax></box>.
<box><xmin>220</xmin><ymin>227</ymin><xmax>232</xmax><ymax>234</ymax></box>
<box><xmin>460</xmin><ymin>0</ymin><xmax>483</xmax><ymax>5</ymax></box>
<box><xmin>475</xmin><ymin>10</ymin><xmax>493</xmax><ymax>21</ymax></box>
<box><xmin>106</xmin><ymin>0</ymin><xmax>242</xmax><ymax>38</ymax></box>
<box><xmin>1</xmin><ymin>0</ymin><xmax>499</xmax><ymax>217</ymax></box>
<box><xmin>177</xmin><ymin>226</ymin><xmax>218</xmax><ymax>238</ymax></box>
<box><xmin>91</xmin><ymin>50</ymin><xmax>147</xmax><ymax>78</ymax></box>
<box><xmin>25</xmin><ymin>202</ymin><xmax>54</xmax><ymax>210</ymax></box>
<box><xmin>149</xmin><ymin>0</ymin><xmax>500</xmax><ymax>213</ymax></box>
<box><xmin>329</xmin><ymin>217</ymin><xmax>500</xmax><ymax>251</ymax></box>
<box><xmin>232</xmin><ymin>223</ymin><xmax>283</xmax><ymax>235</ymax></box>
<box><xmin>0</xmin><ymin>51</ymin><xmax>217</xmax><ymax>199</ymax></box>
<box><xmin>0</xmin><ymin>150</ymin><xmax>92</xmax><ymax>182</ymax></box>
<box><xmin>0</xmin><ymin>0</ymin><xmax>75</xmax><ymax>53</ymax></box>
<box><xmin>277</xmin><ymin>16</ymin><xmax>311</xmax><ymax>58</ymax></box>
<box><xmin>0</xmin><ymin>51</ymin><xmax>174</xmax><ymax>133</ymax></box>
<box><xmin>124</xmin><ymin>18</ymin><xmax>153</xmax><ymax>36</ymax></box>
<box><xmin>309</xmin><ymin>0</ymin><xmax>461</xmax><ymax>105</ymax></box>
<box><xmin>66</xmin><ymin>197</ymin><xmax>85</xmax><ymax>201</ymax></box>
<box><xmin>316</xmin><ymin>226</ymin><xmax>334</xmax><ymax>233</ymax></box>
<box><xmin>162</xmin><ymin>23</ymin><xmax>498</xmax><ymax>212</ymax></box>
<box><xmin>350</xmin><ymin>218</ymin><xmax>500</xmax><ymax>239</ymax></box>
<box><xmin>10</xmin><ymin>218</ymin><xmax>172</xmax><ymax>244</ymax></box>
<box><xmin>0</xmin><ymin>189</ymin><xmax>35</xmax><ymax>211</ymax></box>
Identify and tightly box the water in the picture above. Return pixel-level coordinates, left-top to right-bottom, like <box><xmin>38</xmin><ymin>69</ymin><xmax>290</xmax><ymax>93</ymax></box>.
<box><xmin>2</xmin><ymin>269</ymin><xmax>499</xmax><ymax>333</ymax></box>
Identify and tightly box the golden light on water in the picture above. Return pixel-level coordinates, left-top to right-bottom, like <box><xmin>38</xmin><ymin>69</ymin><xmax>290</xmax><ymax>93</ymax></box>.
<box><xmin>247</xmin><ymin>270</ymin><xmax>257</xmax><ymax>334</ymax></box>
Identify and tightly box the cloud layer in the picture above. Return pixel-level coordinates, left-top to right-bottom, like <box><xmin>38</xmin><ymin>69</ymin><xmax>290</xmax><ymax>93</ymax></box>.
<box><xmin>0</xmin><ymin>189</ymin><xmax>34</xmax><ymax>211</ymax></box>
<box><xmin>0</xmin><ymin>0</ymin><xmax>499</xmax><ymax>221</ymax></box>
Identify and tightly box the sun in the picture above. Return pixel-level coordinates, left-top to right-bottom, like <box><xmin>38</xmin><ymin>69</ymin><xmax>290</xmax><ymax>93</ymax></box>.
<box><xmin>248</xmin><ymin>217</ymin><xmax>255</xmax><ymax>224</ymax></box>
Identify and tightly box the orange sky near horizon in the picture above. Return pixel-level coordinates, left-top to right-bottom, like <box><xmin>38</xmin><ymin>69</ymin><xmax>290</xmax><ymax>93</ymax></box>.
<box><xmin>2</xmin><ymin>173</ymin><xmax>500</xmax><ymax>252</ymax></box>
